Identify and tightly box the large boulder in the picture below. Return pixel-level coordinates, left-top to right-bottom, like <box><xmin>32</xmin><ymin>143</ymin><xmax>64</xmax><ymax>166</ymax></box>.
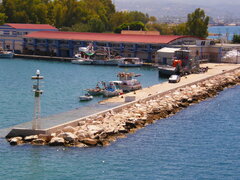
<box><xmin>24</xmin><ymin>135</ymin><xmax>38</xmax><ymax>142</ymax></box>
<box><xmin>32</xmin><ymin>138</ymin><xmax>46</xmax><ymax>145</ymax></box>
<box><xmin>58</xmin><ymin>132</ymin><xmax>78</xmax><ymax>143</ymax></box>
<box><xmin>9</xmin><ymin>137</ymin><xmax>23</xmax><ymax>145</ymax></box>
<box><xmin>87</xmin><ymin>125</ymin><xmax>104</xmax><ymax>135</ymax></box>
<box><xmin>81</xmin><ymin>138</ymin><xmax>98</xmax><ymax>146</ymax></box>
<box><xmin>49</xmin><ymin>137</ymin><xmax>65</xmax><ymax>146</ymax></box>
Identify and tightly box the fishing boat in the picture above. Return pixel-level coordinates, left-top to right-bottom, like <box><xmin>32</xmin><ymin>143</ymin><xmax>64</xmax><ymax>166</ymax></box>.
<box><xmin>0</xmin><ymin>49</ymin><xmax>14</xmax><ymax>58</ymax></box>
<box><xmin>158</xmin><ymin>65</ymin><xmax>177</xmax><ymax>76</ymax></box>
<box><xmin>102</xmin><ymin>82</ymin><xmax>123</xmax><ymax>97</ymax></box>
<box><xmin>85</xmin><ymin>82</ymin><xmax>104</xmax><ymax>96</ymax></box>
<box><xmin>115</xmin><ymin>72</ymin><xmax>142</xmax><ymax>92</ymax></box>
<box><xmin>79</xmin><ymin>93</ymin><xmax>93</xmax><ymax>101</ymax></box>
<box><xmin>93</xmin><ymin>47</ymin><xmax>123</xmax><ymax>66</ymax></box>
<box><xmin>118</xmin><ymin>57</ymin><xmax>143</xmax><ymax>67</ymax></box>
<box><xmin>72</xmin><ymin>43</ymin><xmax>95</xmax><ymax>65</ymax></box>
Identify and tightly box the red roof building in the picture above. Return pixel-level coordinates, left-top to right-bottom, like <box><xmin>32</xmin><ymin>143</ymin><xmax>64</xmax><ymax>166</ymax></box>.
<box><xmin>24</xmin><ymin>31</ymin><xmax>197</xmax><ymax>44</ymax></box>
<box><xmin>0</xmin><ymin>23</ymin><xmax>58</xmax><ymax>53</ymax></box>
<box><xmin>23</xmin><ymin>31</ymin><xmax>202</xmax><ymax>61</ymax></box>
<box><xmin>5</xmin><ymin>23</ymin><xmax>58</xmax><ymax>31</ymax></box>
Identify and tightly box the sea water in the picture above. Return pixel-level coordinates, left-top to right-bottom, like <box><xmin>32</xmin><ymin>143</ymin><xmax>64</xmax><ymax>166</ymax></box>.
<box><xmin>0</xmin><ymin>58</ymin><xmax>165</xmax><ymax>129</ymax></box>
<box><xmin>208</xmin><ymin>26</ymin><xmax>240</xmax><ymax>40</ymax></box>
<box><xmin>0</xmin><ymin>58</ymin><xmax>239</xmax><ymax>179</ymax></box>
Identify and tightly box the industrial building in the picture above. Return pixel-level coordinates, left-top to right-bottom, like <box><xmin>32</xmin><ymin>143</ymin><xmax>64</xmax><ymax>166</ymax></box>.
<box><xmin>0</xmin><ymin>23</ymin><xmax>58</xmax><ymax>53</ymax></box>
<box><xmin>22</xmin><ymin>31</ymin><xmax>202</xmax><ymax>62</ymax></box>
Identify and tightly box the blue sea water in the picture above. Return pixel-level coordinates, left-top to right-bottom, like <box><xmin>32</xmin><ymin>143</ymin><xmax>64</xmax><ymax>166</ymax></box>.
<box><xmin>0</xmin><ymin>58</ymin><xmax>240</xmax><ymax>179</ymax></box>
<box><xmin>208</xmin><ymin>26</ymin><xmax>240</xmax><ymax>40</ymax></box>
<box><xmin>0</xmin><ymin>58</ymin><xmax>165</xmax><ymax>129</ymax></box>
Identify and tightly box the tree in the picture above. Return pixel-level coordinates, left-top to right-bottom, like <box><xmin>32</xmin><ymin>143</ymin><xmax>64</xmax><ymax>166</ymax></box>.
<box><xmin>110</xmin><ymin>11</ymin><xmax>150</xmax><ymax>31</ymax></box>
<box><xmin>232</xmin><ymin>34</ymin><xmax>240</xmax><ymax>43</ymax></box>
<box><xmin>186</xmin><ymin>8</ymin><xmax>209</xmax><ymax>38</ymax></box>
<box><xmin>114</xmin><ymin>21</ymin><xmax>146</xmax><ymax>33</ymax></box>
<box><xmin>0</xmin><ymin>13</ymin><xmax>7</xmax><ymax>25</ymax></box>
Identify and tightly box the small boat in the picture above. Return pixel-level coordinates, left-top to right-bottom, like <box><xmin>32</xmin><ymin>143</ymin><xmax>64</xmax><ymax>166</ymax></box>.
<box><xmin>158</xmin><ymin>65</ymin><xmax>177</xmax><ymax>76</ymax></box>
<box><xmin>93</xmin><ymin>47</ymin><xmax>123</xmax><ymax>66</ymax></box>
<box><xmin>116</xmin><ymin>72</ymin><xmax>142</xmax><ymax>92</ymax></box>
<box><xmin>0</xmin><ymin>49</ymin><xmax>14</xmax><ymax>58</ymax></box>
<box><xmin>102</xmin><ymin>82</ymin><xmax>123</xmax><ymax>97</ymax></box>
<box><xmin>118</xmin><ymin>57</ymin><xmax>143</xmax><ymax>67</ymax></box>
<box><xmin>86</xmin><ymin>82</ymin><xmax>104</xmax><ymax>96</ymax></box>
<box><xmin>79</xmin><ymin>93</ymin><xmax>93</xmax><ymax>101</ymax></box>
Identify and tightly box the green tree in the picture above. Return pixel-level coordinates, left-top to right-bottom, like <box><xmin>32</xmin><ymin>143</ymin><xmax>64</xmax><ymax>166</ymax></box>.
<box><xmin>114</xmin><ymin>21</ymin><xmax>146</xmax><ymax>33</ymax></box>
<box><xmin>110</xmin><ymin>11</ymin><xmax>150</xmax><ymax>31</ymax></box>
<box><xmin>173</xmin><ymin>23</ymin><xmax>188</xmax><ymax>35</ymax></box>
<box><xmin>0</xmin><ymin>13</ymin><xmax>7</xmax><ymax>25</ymax></box>
<box><xmin>232</xmin><ymin>34</ymin><xmax>240</xmax><ymax>43</ymax></box>
<box><xmin>186</xmin><ymin>8</ymin><xmax>209</xmax><ymax>38</ymax></box>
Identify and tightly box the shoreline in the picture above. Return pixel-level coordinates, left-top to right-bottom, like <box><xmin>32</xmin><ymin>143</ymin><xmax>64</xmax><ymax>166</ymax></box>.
<box><xmin>7</xmin><ymin>65</ymin><xmax>240</xmax><ymax>147</ymax></box>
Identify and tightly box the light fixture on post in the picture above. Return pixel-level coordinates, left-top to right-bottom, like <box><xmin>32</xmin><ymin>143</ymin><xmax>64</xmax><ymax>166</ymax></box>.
<box><xmin>31</xmin><ymin>69</ymin><xmax>44</xmax><ymax>130</ymax></box>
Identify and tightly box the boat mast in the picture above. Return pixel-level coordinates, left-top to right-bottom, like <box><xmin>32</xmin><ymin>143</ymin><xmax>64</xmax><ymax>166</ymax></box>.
<box><xmin>31</xmin><ymin>70</ymin><xmax>44</xmax><ymax>130</ymax></box>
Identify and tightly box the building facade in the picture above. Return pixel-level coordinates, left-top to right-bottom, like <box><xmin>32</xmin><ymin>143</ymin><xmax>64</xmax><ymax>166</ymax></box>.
<box><xmin>0</xmin><ymin>23</ymin><xmax>58</xmax><ymax>53</ymax></box>
<box><xmin>23</xmin><ymin>31</ymin><xmax>202</xmax><ymax>62</ymax></box>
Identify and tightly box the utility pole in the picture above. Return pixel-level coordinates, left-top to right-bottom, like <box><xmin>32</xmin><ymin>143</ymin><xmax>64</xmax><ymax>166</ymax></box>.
<box><xmin>31</xmin><ymin>70</ymin><xmax>44</xmax><ymax>130</ymax></box>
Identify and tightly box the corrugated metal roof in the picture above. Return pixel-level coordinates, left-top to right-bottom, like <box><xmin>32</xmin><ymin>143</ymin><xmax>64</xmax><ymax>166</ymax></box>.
<box><xmin>6</xmin><ymin>23</ymin><xmax>58</xmax><ymax>30</ymax></box>
<box><xmin>24</xmin><ymin>31</ymin><xmax>200</xmax><ymax>44</ymax></box>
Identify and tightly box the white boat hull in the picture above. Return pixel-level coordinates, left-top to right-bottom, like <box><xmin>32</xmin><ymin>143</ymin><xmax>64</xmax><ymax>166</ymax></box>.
<box><xmin>102</xmin><ymin>90</ymin><xmax>121</xmax><ymax>97</ymax></box>
<box><xmin>72</xmin><ymin>59</ymin><xmax>93</xmax><ymax>65</ymax></box>
<box><xmin>121</xmin><ymin>84</ymin><xmax>142</xmax><ymax>92</ymax></box>
<box><xmin>0</xmin><ymin>52</ymin><xmax>14</xmax><ymax>58</ymax></box>
<box><xmin>79</xmin><ymin>95</ymin><xmax>93</xmax><ymax>101</ymax></box>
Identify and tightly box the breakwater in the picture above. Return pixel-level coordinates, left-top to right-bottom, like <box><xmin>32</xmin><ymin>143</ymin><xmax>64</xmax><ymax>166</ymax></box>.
<box><xmin>7</xmin><ymin>67</ymin><xmax>240</xmax><ymax>147</ymax></box>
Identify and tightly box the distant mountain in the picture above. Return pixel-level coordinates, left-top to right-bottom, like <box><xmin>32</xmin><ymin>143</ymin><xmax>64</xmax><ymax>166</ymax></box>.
<box><xmin>114</xmin><ymin>0</ymin><xmax>240</xmax><ymax>18</ymax></box>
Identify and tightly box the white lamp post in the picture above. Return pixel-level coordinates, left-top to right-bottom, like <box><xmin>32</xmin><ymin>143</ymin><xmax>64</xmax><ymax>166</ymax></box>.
<box><xmin>31</xmin><ymin>70</ymin><xmax>44</xmax><ymax>130</ymax></box>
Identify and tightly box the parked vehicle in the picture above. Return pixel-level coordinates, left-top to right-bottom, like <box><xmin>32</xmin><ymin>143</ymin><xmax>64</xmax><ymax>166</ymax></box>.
<box><xmin>168</xmin><ymin>75</ymin><xmax>181</xmax><ymax>83</ymax></box>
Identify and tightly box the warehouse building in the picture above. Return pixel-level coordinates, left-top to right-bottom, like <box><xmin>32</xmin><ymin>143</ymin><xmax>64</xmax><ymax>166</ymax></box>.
<box><xmin>23</xmin><ymin>31</ymin><xmax>202</xmax><ymax>62</ymax></box>
<box><xmin>0</xmin><ymin>23</ymin><xmax>58</xmax><ymax>53</ymax></box>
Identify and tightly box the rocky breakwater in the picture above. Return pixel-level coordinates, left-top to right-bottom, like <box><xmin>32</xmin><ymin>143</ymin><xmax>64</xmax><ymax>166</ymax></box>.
<box><xmin>7</xmin><ymin>69</ymin><xmax>240</xmax><ymax>147</ymax></box>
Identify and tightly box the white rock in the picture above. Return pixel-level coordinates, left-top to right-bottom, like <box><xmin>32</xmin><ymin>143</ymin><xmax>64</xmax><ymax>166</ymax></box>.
<box><xmin>58</xmin><ymin>132</ymin><xmax>78</xmax><ymax>142</ymax></box>
<box><xmin>9</xmin><ymin>137</ymin><xmax>23</xmax><ymax>145</ymax></box>
<box><xmin>49</xmin><ymin>137</ymin><xmax>65</xmax><ymax>146</ymax></box>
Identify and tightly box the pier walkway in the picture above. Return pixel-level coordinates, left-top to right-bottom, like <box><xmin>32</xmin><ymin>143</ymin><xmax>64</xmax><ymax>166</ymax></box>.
<box><xmin>1</xmin><ymin>63</ymin><xmax>240</xmax><ymax>138</ymax></box>
<box><xmin>0</xmin><ymin>103</ymin><xmax>121</xmax><ymax>138</ymax></box>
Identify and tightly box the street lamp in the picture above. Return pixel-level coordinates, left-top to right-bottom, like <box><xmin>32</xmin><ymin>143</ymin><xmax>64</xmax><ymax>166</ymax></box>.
<box><xmin>31</xmin><ymin>70</ymin><xmax>44</xmax><ymax>130</ymax></box>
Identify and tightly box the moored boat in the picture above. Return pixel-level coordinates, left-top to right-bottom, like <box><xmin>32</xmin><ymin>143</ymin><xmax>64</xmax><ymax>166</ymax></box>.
<box><xmin>79</xmin><ymin>93</ymin><xmax>93</xmax><ymax>101</ymax></box>
<box><xmin>72</xmin><ymin>43</ymin><xmax>95</xmax><ymax>65</ymax></box>
<box><xmin>85</xmin><ymin>82</ymin><xmax>104</xmax><ymax>96</ymax></box>
<box><xmin>158</xmin><ymin>65</ymin><xmax>177</xmax><ymax>76</ymax></box>
<box><xmin>0</xmin><ymin>50</ymin><xmax>14</xmax><ymax>58</ymax></box>
<box><xmin>102</xmin><ymin>82</ymin><xmax>123</xmax><ymax>97</ymax></box>
<box><xmin>118</xmin><ymin>57</ymin><xmax>143</xmax><ymax>67</ymax></box>
<box><xmin>115</xmin><ymin>72</ymin><xmax>142</xmax><ymax>92</ymax></box>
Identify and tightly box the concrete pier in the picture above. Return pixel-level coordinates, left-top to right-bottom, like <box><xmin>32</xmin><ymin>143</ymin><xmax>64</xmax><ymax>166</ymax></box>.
<box><xmin>3</xmin><ymin>63</ymin><xmax>240</xmax><ymax>141</ymax></box>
